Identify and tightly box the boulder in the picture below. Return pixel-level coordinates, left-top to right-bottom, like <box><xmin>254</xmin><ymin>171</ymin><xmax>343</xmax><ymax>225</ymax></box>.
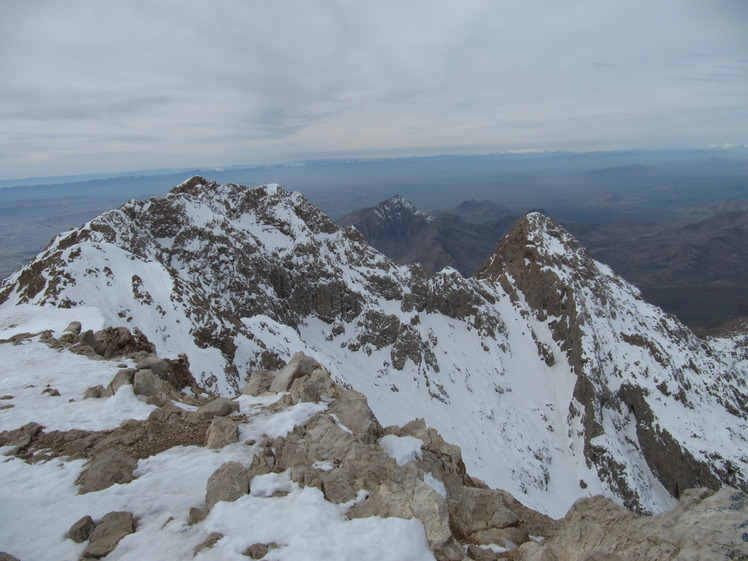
<box><xmin>204</xmin><ymin>461</ymin><xmax>250</xmax><ymax>512</ymax></box>
<box><xmin>241</xmin><ymin>369</ymin><xmax>275</xmax><ymax>396</ymax></box>
<box><xmin>68</xmin><ymin>515</ymin><xmax>95</xmax><ymax>543</ymax></box>
<box><xmin>0</xmin><ymin>553</ymin><xmax>21</xmax><ymax>561</ymax></box>
<box><xmin>451</xmin><ymin>487</ymin><xmax>519</xmax><ymax>538</ymax></box>
<box><xmin>83</xmin><ymin>385</ymin><xmax>106</xmax><ymax>399</ymax></box>
<box><xmin>206</xmin><ymin>416</ymin><xmax>239</xmax><ymax>449</ymax></box>
<box><xmin>269</xmin><ymin>352</ymin><xmax>320</xmax><ymax>393</ymax></box>
<box><xmin>104</xmin><ymin>368</ymin><xmax>135</xmax><ymax>397</ymax></box>
<box><xmin>466</xmin><ymin>545</ymin><xmax>500</xmax><ymax>561</ymax></box>
<box><xmin>347</xmin><ymin>463</ymin><xmax>460</xmax><ymax>560</ymax></box>
<box><xmin>244</xmin><ymin>543</ymin><xmax>279</xmax><ymax>559</ymax></box>
<box><xmin>327</xmin><ymin>389</ymin><xmax>382</xmax><ymax>443</ymax></box>
<box><xmin>79</xmin><ymin>329</ymin><xmax>98</xmax><ymax>349</ymax></box>
<box><xmin>135</xmin><ymin>354</ymin><xmax>168</xmax><ymax>376</ymax></box>
<box><xmin>64</xmin><ymin>321</ymin><xmax>82</xmax><ymax>335</ymax></box>
<box><xmin>162</xmin><ymin>354</ymin><xmax>196</xmax><ymax>391</ymax></box>
<box><xmin>76</xmin><ymin>448</ymin><xmax>138</xmax><ymax>494</ymax></box>
<box><xmin>132</xmin><ymin>369</ymin><xmax>172</xmax><ymax>404</ymax></box>
<box><xmin>81</xmin><ymin>511</ymin><xmax>135</xmax><ymax>559</ymax></box>
<box><xmin>197</xmin><ymin>397</ymin><xmax>239</xmax><ymax>419</ymax></box>
<box><xmin>193</xmin><ymin>532</ymin><xmax>223</xmax><ymax>556</ymax></box>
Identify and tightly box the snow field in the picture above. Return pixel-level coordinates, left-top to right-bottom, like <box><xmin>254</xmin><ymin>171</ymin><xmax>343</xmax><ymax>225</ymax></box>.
<box><xmin>0</xmin><ymin>342</ymin><xmax>437</xmax><ymax>561</ymax></box>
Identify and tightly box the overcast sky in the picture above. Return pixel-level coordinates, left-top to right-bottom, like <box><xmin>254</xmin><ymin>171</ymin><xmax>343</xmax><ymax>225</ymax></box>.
<box><xmin>1</xmin><ymin>0</ymin><xmax>747</xmax><ymax>180</ymax></box>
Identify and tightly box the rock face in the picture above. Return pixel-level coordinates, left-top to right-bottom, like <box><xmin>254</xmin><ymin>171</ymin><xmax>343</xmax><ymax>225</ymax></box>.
<box><xmin>477</xmin><ymin>213</ymin><xmax>748</xmax><ymax>512</ymax></box>
<box><xmin>517</xmin><ymin>488</ymin><xmax>748</xmax><ymax>561</ymax></box>
<box><xmin>243</xmin><ymin>355</ymin><xmax>554</xmax><ymax>560</ymax></box>
<box><xmin>0</xmin><ymin>178</ymin><xmax>746</xmax><ymax>517</ymax></box>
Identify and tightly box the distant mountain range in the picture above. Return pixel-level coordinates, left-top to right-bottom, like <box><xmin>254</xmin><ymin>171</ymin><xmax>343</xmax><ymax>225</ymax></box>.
<box><xmin>338</xmin><ymin>197</ymin><xmax>748</xmax><ymax>329</ymax></box>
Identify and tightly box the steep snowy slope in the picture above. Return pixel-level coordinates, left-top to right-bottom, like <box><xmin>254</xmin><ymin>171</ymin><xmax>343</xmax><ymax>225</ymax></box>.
<box><xmin>1</xmin><ymin>177</ymin><xmax>746</xmax><ymax>518</ymax></box>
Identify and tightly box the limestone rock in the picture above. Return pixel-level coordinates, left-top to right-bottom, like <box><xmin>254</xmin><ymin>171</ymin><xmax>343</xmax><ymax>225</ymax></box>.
<box><xmin>135</xmin><ymin>354</ymin><xmax>168</xmax><ymax>376</ymax></box>
<box><xmin>206</xmin><ymin>416</ymin><xmax>239</xmax><ymax>449</ymax></box>
<box><xmin>244</xmin><ymin>542</ymin><xmax>279</xmax><ymax>559</ymax></box>
<box><xmin>193</xmin><ymin>533</ymin><xmax>223</xmax><ymax>556</ymax></box>
<box><xmin>83</xmin><ymin>385</ymin><xmax>106</xmax><ymax>399</ymax></box>
<box><xmin>81</xmin><ymin>511</ymin><xmax>135</xmax><ymax>559</ymax></box>
<box><xmin>133</xmin><ymin>369</ymin><xmax>169</xmax><ymax>399</ymax></box>
<box><xmin>241</xmin><ymin>369</ymin><xmax>275</xmax><ymax>396</ymax></box>
<box><xmin>451</xmin><ymin>487</ymin><xmax>520</xmax><ymax>539</ymax></box>
<box><xmin>328</xmin><ymin>389</ymin><xmax>383</xmax><ymax>443</ymax></box>
<box><xmin>204</xmin><ymin>461</ymin><xmax>250</xmax><ymax>512</ymax></box>
<box><xmin>466</xmin><ymin>544</ymin><xmax>500</xmax><ymax>561</ymax></box>
<box><xmin>64</xmin><ymin>321</ymin><xmax>82</xmax><ymax>335</ymax></box>
<box><xmin>516</xmin><ymin>487</ymin><xmax>748</xmax><ymax>561</ymax></box>
<box><xmin>104</xmin><ymin>368</ymin><xmax>135</xmax><ymax>397</ymax></box>
<box><xmin>197</xmin><ymin>397</ymin><xmax>239</xmax><ymax>419</ymax></box>
<box><xmin>347</xmin><ymin>463</ymin><xmax>458</xmax><ymax>559</ymax></box>
<box><xmin>68</xmin><ymin>515</ymin><xmax>96</xmax><ymax>543</ymax></box>
<box><xmin>79</xmin><ymin>329</ymin><xmax>98</xmax><ymax>349</ymax></box>
<box><xmin>269</xmin><ymin>352</ymin><xmax>320</xmax><ymax>393</ymax></box>
<box><xmin>76</xmin><ymin>448</ymin><xmax>138</xmax><ymax>494</ymax></box>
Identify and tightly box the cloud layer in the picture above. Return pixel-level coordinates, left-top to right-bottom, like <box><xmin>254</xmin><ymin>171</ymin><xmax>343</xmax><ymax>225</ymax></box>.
<box><xmin>1</xmin><ymin>0</ymin><xmax>747</xmax><ymax>178</ymax></box>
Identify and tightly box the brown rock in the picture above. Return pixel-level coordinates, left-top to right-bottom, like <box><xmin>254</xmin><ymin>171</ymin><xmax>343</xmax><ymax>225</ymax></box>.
<box><xmin>269</xmin><ymin>352</ymin><xmax>320</xmax><ymax>393</ymax></box>
<box><xmin>204</xmin><ymin>461</ymin><xmax>250</xmax><ymax>512</ymax></box>
<box><xmin>81</xmin><ymin>511</ymin><xmax>135</xmax><ymax>559</ymax></box>
<box><xmin>244</xmin><ymin>542</ymin><xmax>279</xmax><ymax>559</ymax></box>
<box><xmin>452</xmin><ymin>487</ymin><xmax>519</xmax><ymax>538</ymax></box>
<box><xmin>467</xmin><ymin>544</ymin><xmax>500</xmax><ymax>561</ymax></box>
<box><xmin>189</xmin><ymin>507</ymin><xmax>207</xmax><ymax>525</ymax></box>
<box><xmin>68</xmin><ymin>515</ymin><xmax>95</xmax><ymax>543</ymax></box>
<box><xmin>327</xmin><ymin>389</ymin><xmax>382</xmax><ymax>443</ymax></box>
<box><xmin>197</xmin><ymin>397</ymin><xmax>239</xmax><ymax>419</ymax></box>
<box><xmin>206</xmin><ymin>416</ymin><xmax>239</xmax><ymax>449</ymax></box>
<box><xmin>64</xmin><ymin>321</ymin><xmax>82</xmax><ymax>335</ymax></box>
<box><xmin>241</xmin><ymin>369</ymin><xmax>275</xmax><ymax>396</ymax></box>
<box><xmin>347</xmin><ymin>463</ymin><xmax>458</xmax><ymax>559</ymax></box>
<box><xmin>83</xmin><ymin>386</ymin><xmax>106</xmax><ymax>400</ymax></box>
<box><xmin>193</xmin><ymin>532</ymin><xmax>223</xmax><ymax>555</ymax></box>
<box><xmin>0</xmin><ymin>553</ymin><xmax>21</xmax><ymax>561</ymax></box>
<box><xmin>133</xmin><ymin>369</ymin><xmax>170</xmax><ymax>400</ymax></box>
<box><xmin>104</xmin><ymin>369</ymin><xmax>135</xmax><ymax>396</ymax></box>
<box><xmin>76</xmin><ymin>448</ymin><xmax>138</xmax><ymax>494</ymax></box>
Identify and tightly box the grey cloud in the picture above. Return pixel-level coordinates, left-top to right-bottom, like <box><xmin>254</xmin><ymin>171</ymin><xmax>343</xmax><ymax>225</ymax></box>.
<box><xmin>1</xmin><ymin>0</ymin><xmax>747</xmax><ymax>179</ymax></box>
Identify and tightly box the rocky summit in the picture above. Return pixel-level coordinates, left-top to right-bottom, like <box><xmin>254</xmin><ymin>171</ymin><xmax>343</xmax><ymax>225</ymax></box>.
<box><xmin>1</xmin><ymin>177</ymin><xmax>747</xmax><ymax>560</ymax></box>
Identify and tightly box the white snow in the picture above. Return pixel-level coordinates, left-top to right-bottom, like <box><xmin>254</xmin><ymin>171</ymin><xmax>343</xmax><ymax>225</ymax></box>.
<box><xmin>0</xmin><ymin>335</ymin><xmax>436</xmax><ymax>561</ymax></box>
<box><xmin>379</xmin><ymin>435</ymin><xmax>424</xmax><ymax>466</ymax></box>
<box><xmin>0</xmin><ymin>338</ymin><xmax>155</xmax><ymax>432</ymax></box>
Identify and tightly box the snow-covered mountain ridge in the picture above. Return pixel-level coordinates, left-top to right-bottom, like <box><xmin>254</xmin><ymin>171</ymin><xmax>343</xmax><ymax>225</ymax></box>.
<box><xmin>1</xmin><ymin>177</ymin><xmax>746</xmax><ymax>518</ymax></box>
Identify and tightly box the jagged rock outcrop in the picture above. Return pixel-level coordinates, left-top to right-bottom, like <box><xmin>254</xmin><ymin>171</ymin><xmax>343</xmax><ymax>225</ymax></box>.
<box><xmin>477</xmin><ymin>213</ymin><xmax>748</xmax><ymax>511</ymax></box>
<box><xmin>517</xmin><ymin>488</ymin><xmax>748</xmax><ymax>561</ymax></box>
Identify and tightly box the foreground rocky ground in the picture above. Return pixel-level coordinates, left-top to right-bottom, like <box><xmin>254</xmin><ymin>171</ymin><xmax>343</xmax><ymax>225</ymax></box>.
<box><xmin>1</xmin><ymin>322</ymin><xmax>746</xmax><ymax>560</ymax></box>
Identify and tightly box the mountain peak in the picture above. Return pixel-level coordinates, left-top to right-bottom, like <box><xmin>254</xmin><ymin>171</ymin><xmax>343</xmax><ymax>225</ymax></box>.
<box><xmin>374</xmin><ymin>194</ymin><xmax>423</xmax><ymax>221</ymax></box>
